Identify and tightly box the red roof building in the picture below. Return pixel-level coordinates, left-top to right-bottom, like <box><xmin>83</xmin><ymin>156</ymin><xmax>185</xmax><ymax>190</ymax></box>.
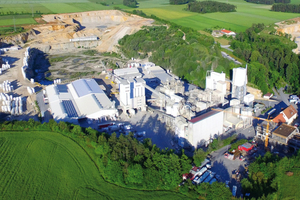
<box><xmin>220</xmin><ymin>29</ymin><xmax>236</xmax><ymax>36</ymax></box>
<box><xmin>221</xmin><ymin>29</ymin><xmax>232</xmax><ymax>34</ymax></box>
<box><xmin>238</xmin><ymin>143</ymin><xmax>253</xmax><ymax>152</ymax></box>
<box><xmin>273</xmin><ymin>105</ymin><xmax>297</xmax><ymax>125</ymax></box>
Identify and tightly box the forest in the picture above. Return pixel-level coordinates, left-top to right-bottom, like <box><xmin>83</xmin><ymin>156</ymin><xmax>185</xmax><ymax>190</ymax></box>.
<box><xmin>230</xmin><ymin>23</ymin><xmax>299</xmax><ymax>94</ymax></box>
<box><xmin>0</xmin><ymin>119</ymin><xmax>233</xmax><ymax>199</ymax></box>
<box><xmin>186</xmin><ymin>1</ymin><xmax>236</xmax><ymax>13</ymax></box>
<box><xmin>123</xmin><ymin>0</ymin><xmax>137</xmax><ymax>8</ymax></box>
<box><xmin>170</xmin><ymin>0</ymin><xmax>195</xmax><ymax>5</ymax></box>
<box><xmin>245</xmin><ymin>0</ymin><xmax>290</xmax><ymax>5</ymax></box>
<box><xmin>241</xmin><ymin>151</ymin><xmax>300</xmax><ymax>199</ymax></box>
<box><xmin>271</xmin><ymin>3</ymin><xmax>300</xmax><ymax>13</ymax></box>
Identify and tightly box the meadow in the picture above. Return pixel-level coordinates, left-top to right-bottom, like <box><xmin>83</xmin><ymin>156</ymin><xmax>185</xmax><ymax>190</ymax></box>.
<box><xmin>0</xmin><ymin>131</ymin><xmax>187</xmax><ymax>199</ymax></box>
<box><xmin>1</xmin><ymin>0</ymin><xmax>300</xmax><ymax>31</ymax></box>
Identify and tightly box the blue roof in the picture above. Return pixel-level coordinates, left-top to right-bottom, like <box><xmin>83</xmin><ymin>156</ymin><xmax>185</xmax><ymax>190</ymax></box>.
<box><xmin>72</xmin><ymin>79</ymin><xmax>103</xmax><ymax>97</ymax></box>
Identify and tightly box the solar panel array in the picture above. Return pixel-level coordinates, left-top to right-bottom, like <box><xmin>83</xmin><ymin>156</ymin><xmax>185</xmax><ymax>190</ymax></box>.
<box><xmin>62</xmin><ymin>100</ymin><xmax>78</xmax><ymax>118</ymax></box>
<box><xmin>57</xmin><ymin>85</ymin><xmax>68</xmax><ymax>93</ymax></box>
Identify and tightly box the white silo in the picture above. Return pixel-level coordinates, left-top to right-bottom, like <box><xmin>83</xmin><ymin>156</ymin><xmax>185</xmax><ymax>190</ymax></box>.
<box><xmin>232</xmin><ymin>66</ymin><xmax>247</xmax><ymax>102</ymax></box>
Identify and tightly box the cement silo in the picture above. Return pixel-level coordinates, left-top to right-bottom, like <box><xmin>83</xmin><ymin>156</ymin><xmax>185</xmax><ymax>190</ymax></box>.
<box><xmin>232</xmin><ymin>66</ymin><xmax>247</xmax><ymax>102</ymax></box>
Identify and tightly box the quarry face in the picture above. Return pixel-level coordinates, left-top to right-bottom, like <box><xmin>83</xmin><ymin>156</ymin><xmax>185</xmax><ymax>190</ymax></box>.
<box><xmin>29</xmin><ymin>10</ymin><xmax>154</xmax><ymax>54</ymax></box>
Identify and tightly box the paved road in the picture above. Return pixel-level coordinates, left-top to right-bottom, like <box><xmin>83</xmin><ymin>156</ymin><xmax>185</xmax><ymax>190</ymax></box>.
<box><xmin>220</xmin><ymin>45</ymin><xmax>233</xmax><ymax>52</ymax></box>
<box><xmin>221</xmin><ymin>51</ymin><xmax>242</xmax><ymax>65</ymax></box>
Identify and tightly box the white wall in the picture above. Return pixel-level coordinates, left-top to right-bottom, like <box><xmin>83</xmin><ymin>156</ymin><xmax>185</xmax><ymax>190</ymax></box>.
<box><xmin>119</xmin><ymin>79</ymin><xmax>145</xmax><ymax>110</ymax></box>
<box><xmin>188</xmin><ymin>112</ymin><xmax>223</xmax><ymax>147</ymax></box>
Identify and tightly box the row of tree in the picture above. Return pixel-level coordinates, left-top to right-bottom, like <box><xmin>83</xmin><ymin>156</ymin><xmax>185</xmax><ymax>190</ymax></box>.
<box><xmin>0</xmin><ymin>119</ymin><xmax>233</xmax><ymax>199</ymax></box>
<box><xmin>123</xmin><ymin>0</ymin><xmax>137</xmax><ymax>8</ymax></box>
<box><xmin>245</xmin><ymin>0</ymin><xmax>290</xmax><ymax>5</ymax></box>
<box><xmin>186</xmin><ymin>1</ymin><xmax>236</xmax><ymax>13</ymax></box>
<box><xmin>230</xmin><ymin>23</ymin><xmax>299</xmax><ymax>94</ymax></box>
<box><xmin>271</xmin><ymin>3</ymin><xmax>300</xmax><ymax>13</ymax></box>
<box><xmin>169</xmin><ymin>0</ymin><xmax>195</xmax><ymax>5</ymax></box>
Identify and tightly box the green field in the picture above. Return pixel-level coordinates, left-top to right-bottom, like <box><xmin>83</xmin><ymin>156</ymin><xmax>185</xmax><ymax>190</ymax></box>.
<box><xmin>130</xmin><ymin>0</ymin><xmax>300</xmax><ymax>32</ymax></box>
<box><xmin>1</xmin><ymin>0</ymin><xmax>300</xmax><ymax>30</ymax></box>
<box><xmin>0</xmin><ymin>131</ymin><xmax>187</xmax><ymax>199</ymax></box>
<box><xmin>0</xmin><ymin>1</ymin><xmax>118</xmax><ymax>26</ymax></box>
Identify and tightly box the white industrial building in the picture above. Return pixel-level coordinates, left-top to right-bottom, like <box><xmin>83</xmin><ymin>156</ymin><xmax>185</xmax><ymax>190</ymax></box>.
<box><xmin>46</xmin><ymin>79</ymin><xmax>117</xmax><ymax>122</ymax></box>
<box><xmin>186</xmin><ymin>110</ymin><xmax>224</xmax><ymax>147</ymax></box>
<box><xmin>119</xmin><ymin>78</ymin><xmax>146</xmax><ymax>113</ymax></box>
<box><xmin>113</xmin><ymin>68</ymin><xmax>141</xmax><ymax>79</ymax></box>
<box><xmin>205</xmin><ymin>70</ymin><xmax>227</xmax><ymax>96</ymax></box>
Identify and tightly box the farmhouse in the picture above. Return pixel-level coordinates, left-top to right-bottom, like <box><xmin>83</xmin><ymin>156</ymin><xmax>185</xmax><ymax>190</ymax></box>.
<box><xmin>220</xmin><ymin>29</ymin><xmax>236</xmax><ymax>36</ymax></box>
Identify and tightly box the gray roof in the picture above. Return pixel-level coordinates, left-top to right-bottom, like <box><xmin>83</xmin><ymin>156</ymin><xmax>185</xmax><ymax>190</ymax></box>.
<box><xmin>72</xmin><ymin>79</ymin><xmax>104</xmax><ymax>97</ymax></box>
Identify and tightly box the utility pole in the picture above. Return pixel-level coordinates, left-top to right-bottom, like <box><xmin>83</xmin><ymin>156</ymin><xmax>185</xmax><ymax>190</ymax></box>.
<box><xmin>13</xmin><ymin>17</ymin><xmax>16</xmax><ymax>32</ymax></box>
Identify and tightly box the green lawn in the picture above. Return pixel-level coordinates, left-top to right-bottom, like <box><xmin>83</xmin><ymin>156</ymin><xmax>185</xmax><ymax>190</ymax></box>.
<box><xmin>0</xmin><ymin>131</ymin><xmax>188</xmax><ymax>200</ymax></box>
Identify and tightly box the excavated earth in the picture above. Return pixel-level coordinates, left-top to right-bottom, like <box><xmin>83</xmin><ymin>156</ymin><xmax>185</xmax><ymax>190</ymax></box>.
<box><xmin>1</xmin><ymin>10</ymin><xmax>154</xmax><ymax>54</ymax></box>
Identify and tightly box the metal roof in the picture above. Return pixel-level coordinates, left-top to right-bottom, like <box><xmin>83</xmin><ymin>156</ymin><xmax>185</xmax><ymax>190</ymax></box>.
<box><xmin>46</xmin><ymin>79</ymin><xmax>116</xmax><ymax>120</ymax></box>
<box><xmin>72</xmin><ymin>79</ymin><xmax>103</xmax><ymax>98</ymax></box>
<box><xmin>273</xmin><ymin>124</ymin><xmax>296</xmax><ymax>138</ymax></box>
<box><xmin>189</xmin><ymin>110</ymin><xmax>221</xmax><ymax>123</ymax></box>
<box><xmin>114</xmin><ymin>68</ymin><xmax>140</xmax><ymax>76</ymax></box>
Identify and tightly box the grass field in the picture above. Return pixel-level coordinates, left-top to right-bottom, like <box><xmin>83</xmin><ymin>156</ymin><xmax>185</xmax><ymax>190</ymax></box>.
<box><xmin>0</xmin><ymin>131</ymin><xmax>188</xmax><ymax>199</ymax></box>
<box><xmin>278</xmin><ymin>169</ymin><xmax>300</xmax><ymax>199</ymax></box>
<box><xmin>1</xmin><ymin>0</ymin><xmax>300</xmax><ymax>30</ymax></box>
<box><xmin>130</xmin><ymin>0</ymin><xmax>300</xmax><ymax>32</ymax></box>
<box><xmin>0</xmin><ymin>1</ymin><xmax>117</xmax><ymax>26</ymax></box>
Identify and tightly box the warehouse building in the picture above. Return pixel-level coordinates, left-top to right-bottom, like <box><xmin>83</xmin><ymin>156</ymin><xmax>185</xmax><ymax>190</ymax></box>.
<box><xmin>46</xmin><ymin>79</ymin><xmax>117</xmax><ymax>122</ymax></box>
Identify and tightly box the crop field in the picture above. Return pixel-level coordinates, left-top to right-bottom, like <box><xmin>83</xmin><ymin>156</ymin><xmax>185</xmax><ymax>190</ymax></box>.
<box><xmin>1</xmin><ymin>0</ymin><xmax>300</xmax><ymax>30</ymax></box>
<box><xmin>0</xmin><ymin>1</ymin><xmax>114</xmax><ymax>26</ymax></box>
<box><xmin>0</xmin><ymin>131</ymin><xmax>186</xmax><ymax>199</ymax></box>
<box><xmin>130</xmin><ymin>0</ymin><xmax>300</xmax><ymax>32</ymax></box>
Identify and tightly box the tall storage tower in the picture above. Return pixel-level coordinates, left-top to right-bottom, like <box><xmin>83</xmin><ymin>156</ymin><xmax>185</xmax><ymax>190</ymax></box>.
<box><xmin>232</xmin><ymin>66</ymin><xmax>247</xmax><ymax>102</ymax></box>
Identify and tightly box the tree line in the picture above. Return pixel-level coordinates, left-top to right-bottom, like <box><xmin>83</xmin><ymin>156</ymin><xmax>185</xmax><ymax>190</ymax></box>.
<box><xmin>186</xmin><ymin>1</ymin><xmax>236</xmax><ymax>13</ymax></box>
<box><xmin>0</xmin><ymin>119</ymin><xmax>234</xmax><ymax>199</ymax></box>
<box><xmin>271</xmin><ymin>3</ymin><xmax>300</xmax><ymax>13</ymax></box>
<box><xmin>123</xmin><ymin>0</ymin><xmax>137</xmax><ymax>8</ymax></box>
<box><xmin>170</xmin><ymin>0</ymin><xmax>195</xmax><ymax>5</ymax></box>
<box><xmin>245</xmin><ymin>0</ymin><xmax>290</xmax><ymax>5</ymax></box>
<box><xmin>230</xmin><ymin>23</ymin><xmax>299</xmax><ymax>94</ymax></box>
